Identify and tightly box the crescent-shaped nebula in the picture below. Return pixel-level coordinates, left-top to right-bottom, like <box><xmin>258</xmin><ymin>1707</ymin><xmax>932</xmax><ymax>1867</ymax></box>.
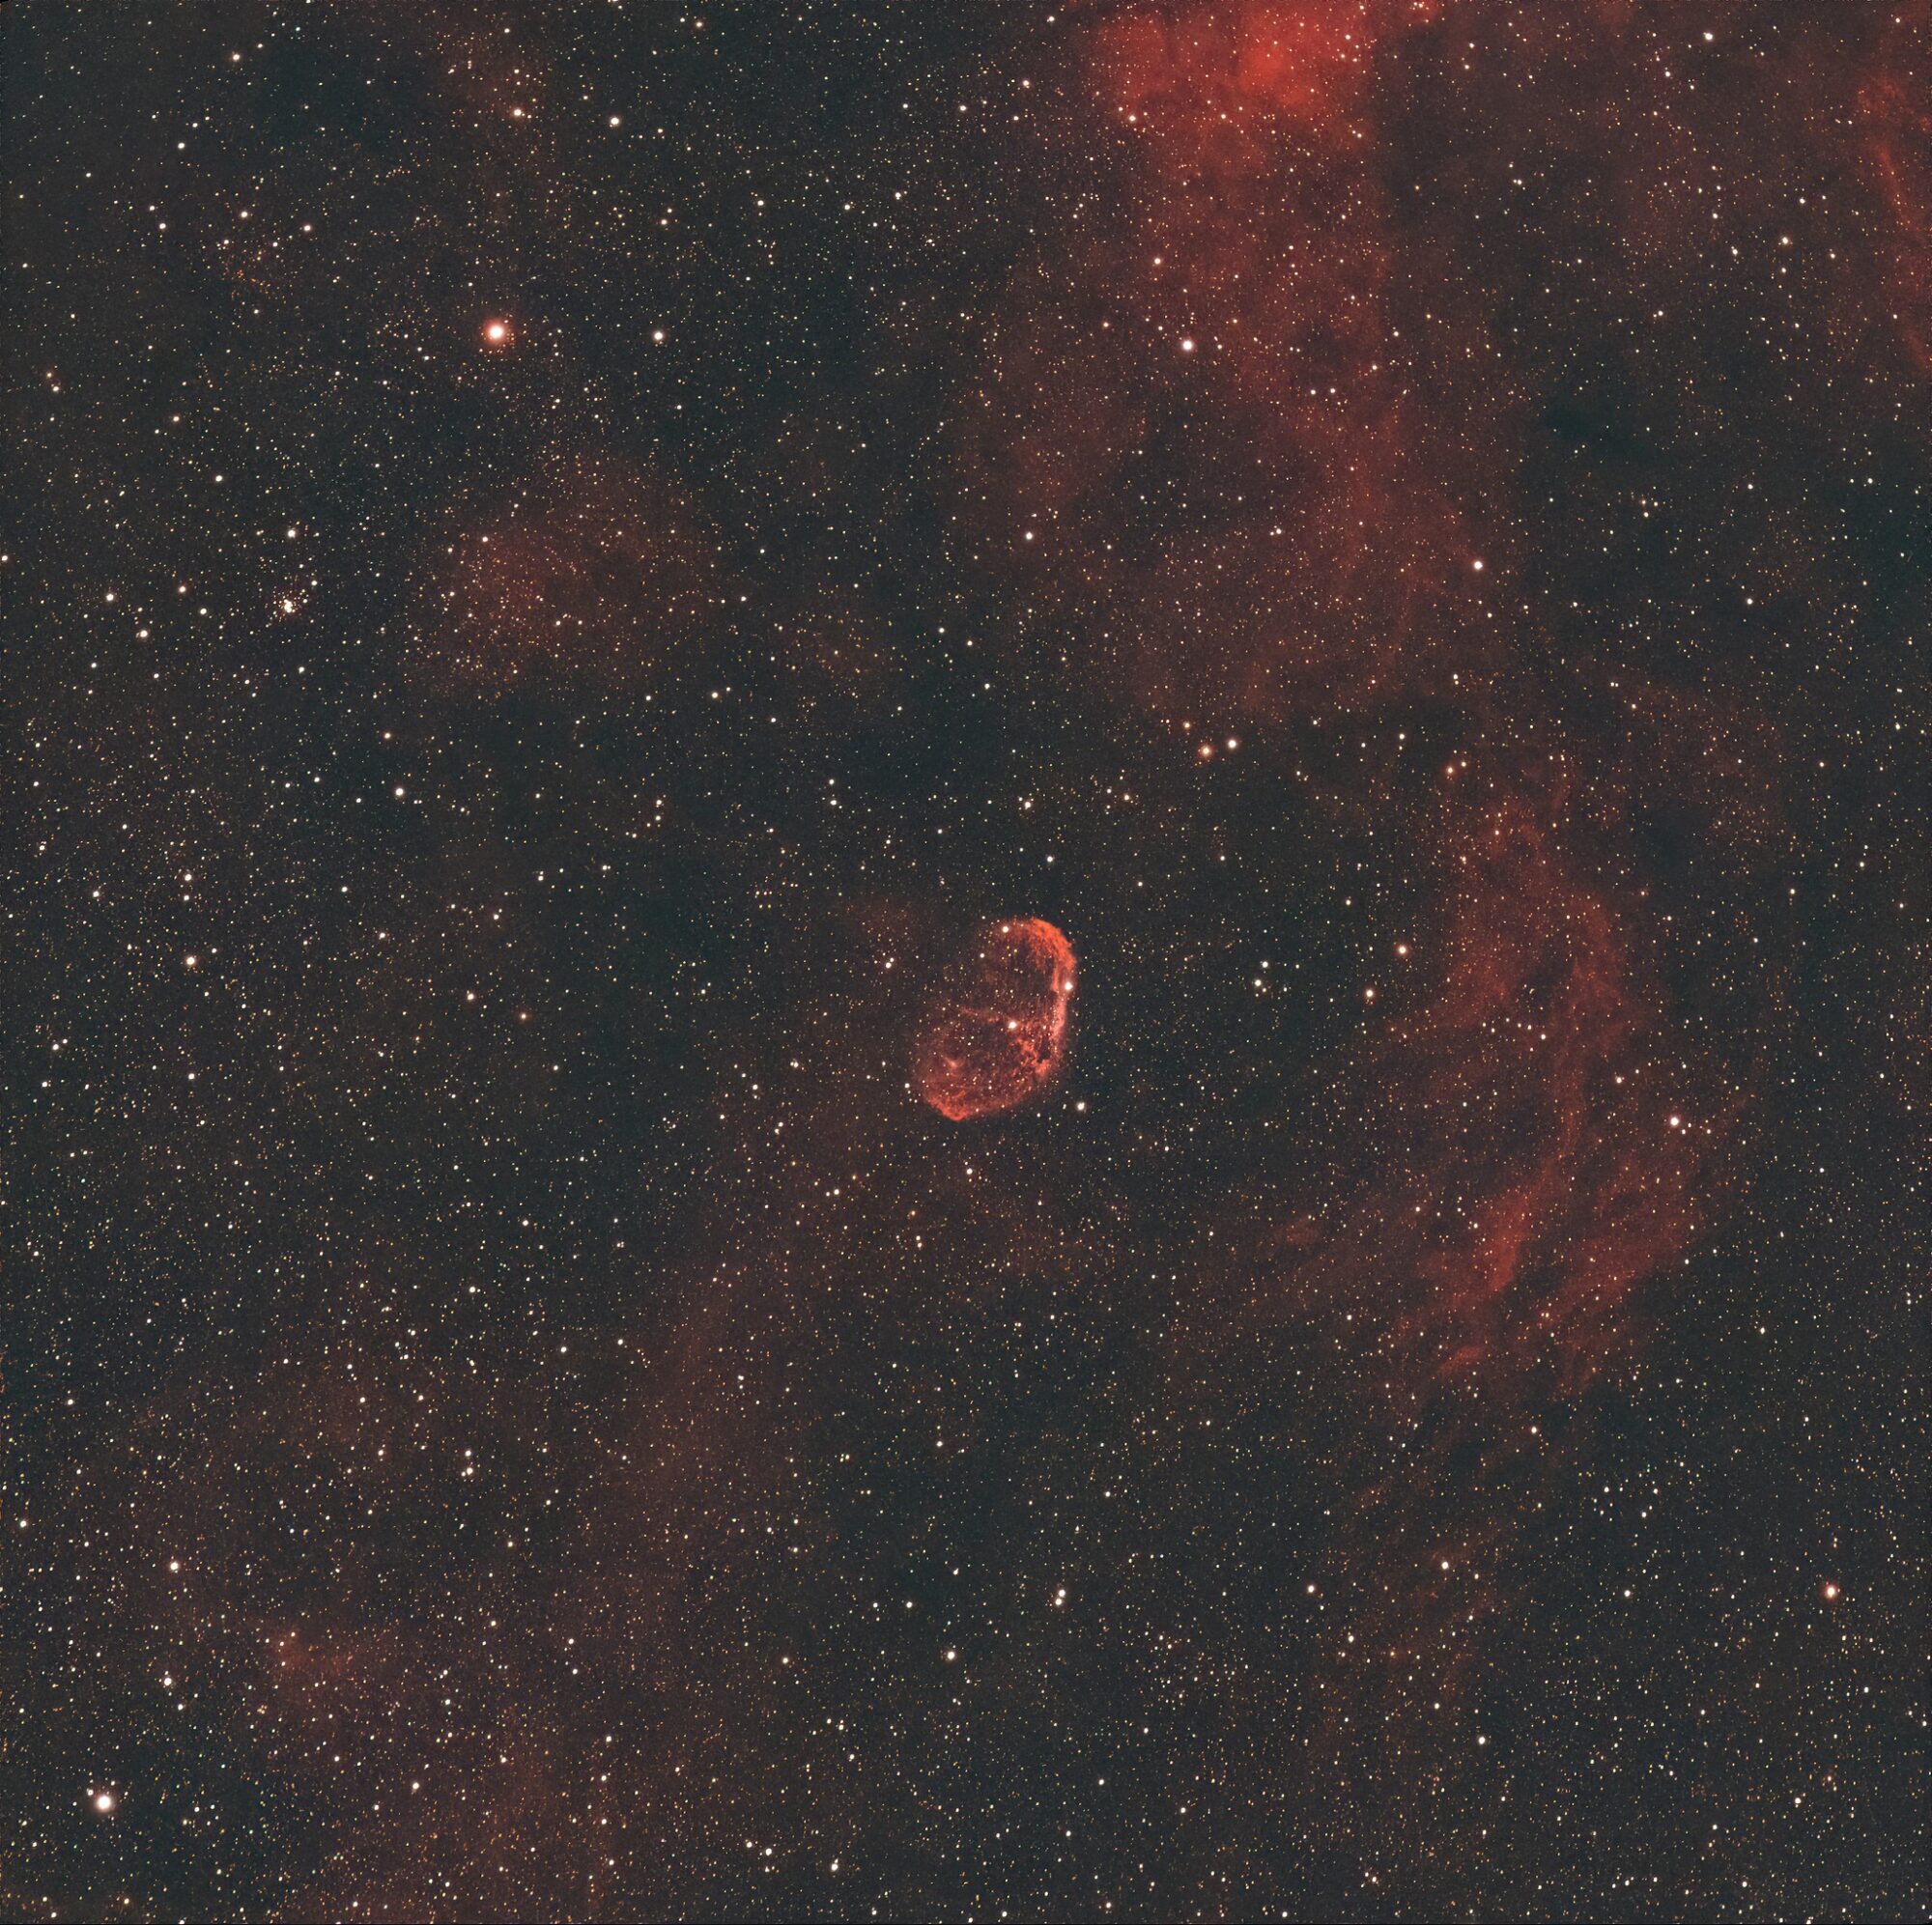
<box><xmin>916</xmin><ymin>918</ymin><xmax>1076</xmax><ymax>1120</ymax></box>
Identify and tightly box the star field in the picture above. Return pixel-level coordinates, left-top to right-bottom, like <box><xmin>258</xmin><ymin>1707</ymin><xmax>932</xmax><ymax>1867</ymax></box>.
<box><xmin>2</xmin><ymin>4</ymin><xmax>1924</xmax><ymax>1920</ymax></box>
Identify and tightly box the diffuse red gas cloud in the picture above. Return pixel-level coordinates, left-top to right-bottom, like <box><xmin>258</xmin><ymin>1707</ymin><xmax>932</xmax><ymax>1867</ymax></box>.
<box><xmin>1354</xmin><ymin>783</ymin><xmax>1712</xmax><ymax>1396</ymax></box>
<box><xmin>953</xmin><ymin>0</ymin><xmax>1501</xmax><ymax>724</ymax></box>
<box><xmin>960</xmin><ymin>1</ymin><xmax>1772</xmax><ymax>1716</ymax></box>
<box><xmin>412</xmin><ymin>450</ymin><xmax>722</xmax><ymax>694</ymax></box>
<box><xmin>1090</xmin><ymin>0</ymin><xmax>1436</xmax><ymax>150</ymax></box>
<box><xmin>975</xmin><ymin>0</ymin><xmax>1739</xmax><ymax>1372</ymax></box>
<box><xmin>1856</xmin><ymin>31</ymin><xmax>1932</xmax><ymax>375</ymax></box>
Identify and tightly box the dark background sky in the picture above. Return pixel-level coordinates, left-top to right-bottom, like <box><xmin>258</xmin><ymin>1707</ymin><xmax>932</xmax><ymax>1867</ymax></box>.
<box><xmin>2</xmin><ymin>3</ymin><xmax>1923</xmax><ymax>1918</ymax></box>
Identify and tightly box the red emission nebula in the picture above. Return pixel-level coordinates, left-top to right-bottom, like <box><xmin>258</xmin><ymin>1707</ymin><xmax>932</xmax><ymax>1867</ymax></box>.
<box><xmin>9</xmin><ymin>1</ymin><xmax>1919</xmax><ymax>1917</ymax></box>
<box><xmin>917</xmin><ymin>918</ymin><xmax>1077</xmax><ymax>1120</ymax></box>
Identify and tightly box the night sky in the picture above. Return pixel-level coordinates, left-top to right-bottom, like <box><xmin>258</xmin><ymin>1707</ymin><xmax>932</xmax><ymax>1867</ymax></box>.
<box><xmin>3</xmin><ymin>4</ymin><xmax>1925</xmax><ymax>1919</ymax></box>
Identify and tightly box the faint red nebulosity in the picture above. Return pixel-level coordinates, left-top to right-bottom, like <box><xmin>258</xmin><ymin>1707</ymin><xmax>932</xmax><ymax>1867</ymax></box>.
<box><xmin>1091</xmin><ymin>1</ymin><xmax>1438</xmax><ymax>157</ymax></box>
<box><xmin>412</xmin><ymin>450</ymin><xmax>722</xmax><ymax>694</ymax></box>
<box><xmin>1195</xmin><ymin>775</ymin><xmax>1720</xmax><ymax>1415</ymax></box>
<box><xmin>1039</xmin><ymin>11</ymin><xmax>1773</xmax><ymax>1734</ymax></box>
<box><xmin>953</xmin><ymin>0</ymin><xmax>1501</xmax><ymax>724</ymax></box>
<box><xmin>986</xmin><ymin>2</ymin><xmax>1742</xmax><ymax>1420</ymax></box>
<box><xmin>1391</xmin><ymin>792</ymin><xmax>1710</xmax><ymax>1396</ymax></box>
<box><xmin>917</xmin><ymin>919</ymin><xmax>1077</xmax><ymax>1120</ymax></box>
<box><xmin>1857</xmin><ymin>62</ymin><xmax>1932</xmax><ymax>374</ymax></box>
<box><xmin>942</xmin><ymin>26</ymin><xmax>1797</xmax><ymax>1771</ymax></box>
